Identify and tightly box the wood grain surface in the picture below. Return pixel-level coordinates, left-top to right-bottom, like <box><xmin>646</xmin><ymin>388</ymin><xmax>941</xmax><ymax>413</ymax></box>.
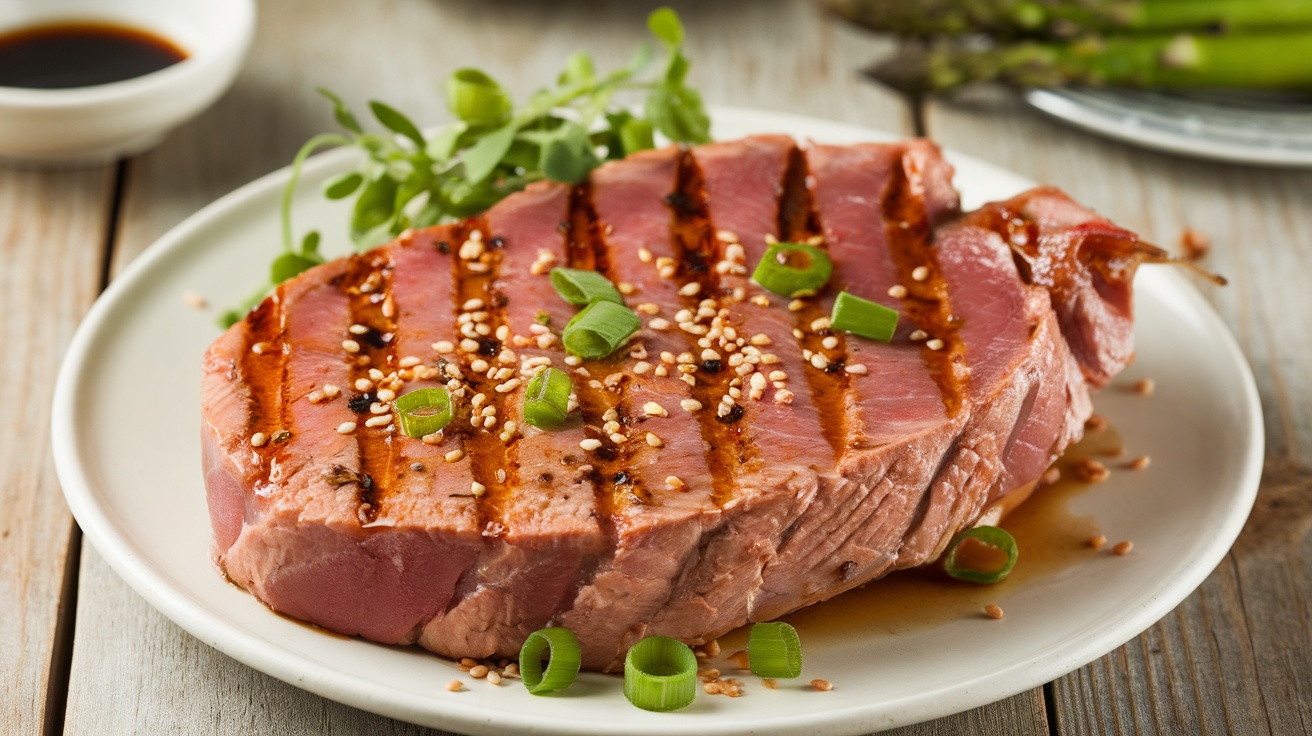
<box><xmin>4</xmin><ymin>0</ymin><xmax>1307</xmax><ymax>734</ymax></box>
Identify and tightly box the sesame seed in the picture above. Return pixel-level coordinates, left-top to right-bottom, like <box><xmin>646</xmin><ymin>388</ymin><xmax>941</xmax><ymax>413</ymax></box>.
<box><xmin>822</xmin><ymin>336</ymin><xmax>839</xmax><ymax>350</ymax></box>
<box><xmin>665</xmin><ymin>476</ymin><xmax>685</xmax><ymax>490</ymax></box>
<box><xmin>434</xmin><ymin>340</ymin><xmax>455</xmax><ymax>353</ymax></box>
<box><xmin>909</xmin><ymin>330</ymin><xmax>928</xmax><ymax>341</ymax></box>
<box><xmin>182</xmin><ymin>290</ymin><xmax>207</xmax><ymax>308</ymax></box>
<box><xmin>888</xmin><ymin>284</ymin><xmax>908</xmax><ymax>299</ymax></box>
<box><xmin>679</xmin><ymin>282</ymin><xmax>702</xmax><ymax>297</ymax></box>
<box><xmin>322</xmin><ymin>384</ymin><xmax>341</xmax><ymax>398</ymax></box>
<box><xmin>680</xmin><ymin>399</ymin><xmax>703</xmax><ymax>412</ymax></box>
<box><xmin>1073</xmin><ymin>458</ymin><xmax>1110</xmax><ymax>483</ymax></box>
<box><xmin>445</xmin><ymin>449</ymin><xmax>464</xmax><ymax>463</ymax></box>
<box><xmin>775</xmin><ymin>389</ymin><xmax>795</xmax><ymax>406</ymax></box>
<box><xmin>810</xmin><ymin>354</ymin><xmax>830</xmax><ymax>370</ymax></box>
<box><xmin>845</xmin><ymin>363</ymin><xmax>868</xmax><ymax>375</ymax></box>
<box><xmin>495</xmin><ymin>325</ymin><xmax>509</xmax><ymax>341</ymax></box>
<box><xmin>370</xmin><ymin>402</ymin><xmax>390</xmax><ymax>415</ymax></box>
<box><xmin>365</xmin><ymin>415</ymin><xmax>393</xmax><ymax>428</ymax></box>
<box><xmin>609</xmin><ymin>432</ymin><xmax>627</xmax><ymax>444</ymax></box>
<box><xmin>482</xmin><ymin>415</ymin><xmax>496</xmax><ymax>429</ymax></box>
<box><xmin>376</xmin><ymin>388</ymin><xmax>396</xmax><ymax>402</ymax></box>
<box><xmin>618</xmin><ymin>281</ymin><xmax>637</xmax><ymax>295</ymax></box>
<box><xmin>354</xmin><ymin>378</ymin><xmax>373</xmax><ymax>392</ymax></box>
<box><xmin>701</xmin><ymin>348</ymin><xmax>721</xmax><ymax>361</ymax></box>
<box><xmin>446</xmin><ymin>679</ymin><xmax>465</xmax><ymax>692</ymax></box>
<box><xmin>487</xmin><ymin>671</ymin><xmax>503</xmax><ymax>686</ymax></box>
<box><xmin>715</xmin><ymin>229</ymin><xmax>739</xmax><ymax>243</ymax></box>
<box><xmin>250</xmin><ymin>433</ymin><xmax>267</xmax><ymax>447</ymax></box>
<box><xmin>1128</xmin><ymin>455</ymin><xmax>1151</xmax><ymax>471</ymax></box>
<box><xmin>811</xmin><ymin>679</ymin><xmax>833</xmax><ymax>692</ymax></box>
<box><xmin>307</xmin><ymin>391</ymin><xmax>325</xmax><ymax>404</ymax></box>
<box><xmin>349</xmin><ymin>323</ymin><xmax>369</xmax><ymax>335</ymax></box>
<box><xmin>638</xmin><ymin>247</ymin><xmax>653</xmax><ymax>263</ymax></box>
<box><xmin>458</xmin><ymin>238</ymin><xmax>484</xmax><ymax>260</ymax></box>
<box><xmin>912</xmin><ymin>266</ymin><xmax>930</xmax><ymax>281</ymax></box>
<box><xmin>636</xmin><ymin>303</ymin><xmax>660</xmax><ymax>315</ymax></box>
<box><xmin>422</xmin><ymin>433</ymin><xmax>443</xmax><ymax>445</ymax></box>
<box><xmin>1133</xmin><ymin>378</ymin><xmax>1156</xmax><ymax>396</ymax></box>
<box><xmin>646</xmin><ymin>432</ymin><xmax>663</xmax><ymax>447</ymax></box>
<box><xmin>634</xmin><ymin>361</ymin><xmax>652</xmax><ymax>375</ymax></box>
<box><xmin>469</xmin><ymin>664</ymin><xmax>489</xmax><ymax>679</ymax></box>
<box><xmin>1088</xmin><ymin>535</ymin><xmax>1107</xmax><ymax>550</ymax></box>
<box><xmin>580</xmin><ymin>438</ymin><xmax>603</xmax><ymax>451</ymax></box>
<box><xmin>926</xmin><ymin>338</ymin><xmax>945</xmax><ymax>351</ymax></box>
<box><xmin>471</xmin><ymin>482</ymin><xmax>486</xmax><ymax>497</ymax></box>
<box><xmin>984</xmin><ymin>605</ymin><xmax>1005</xmax><ymax>620</ymax></box>
<box><xmin>1113</xmin><ymin>540</ymin><xmax>1134</xmax><ymax>556</ymax></box>
<box><xmin>337</xmin><ymin>422</ymin><xmax>357</xmax><ymax>434</ymax></box>
<box><xmin>462</xmin><ymin>298</ymin><xmax>485</xmax><ymax>311</ymax></box>
<box><xmin>648</xmin><ymin>318</ymin><xmax>671</xmax><ymax>331</ymax></box>
<box><xmin>643</xmin><ymin>401</ymin><xmax>667</xmax><ymax>418</ymax></box>
<box><xmin>810</xmin><ymin>317</ymin><xmax>831</xmax><ymax>332</ymax></box>
<box><xmin>459</xmin><ymin>338</ymin><xmax>480</xmax><ymax>353</ymax></box>
<box><xmin>342</xmin><ymin>339</ymin><xmax>360</xmax><ymax>353</ymax></box>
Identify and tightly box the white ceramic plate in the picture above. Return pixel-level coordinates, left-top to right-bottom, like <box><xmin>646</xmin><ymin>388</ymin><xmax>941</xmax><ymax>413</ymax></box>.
<box><xmin>1025</xmin><ymin>87</ymin><xmax>1312</xmax><ymax>167</ymax></box>
<box><xmin>53</xmin><ymin>108</ymin><xmax>1263</xmax><ymax>735</ymax></box>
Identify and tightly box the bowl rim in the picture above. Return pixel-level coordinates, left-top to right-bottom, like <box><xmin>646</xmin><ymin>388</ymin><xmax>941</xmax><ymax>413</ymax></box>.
<box><xmin>0</xmin><ymin>0</ymin><xmax>256</xmax><ymax>108</ymax></box>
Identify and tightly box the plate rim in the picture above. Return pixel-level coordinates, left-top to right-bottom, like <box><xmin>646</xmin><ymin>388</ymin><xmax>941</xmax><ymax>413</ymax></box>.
<box><xmin>52</xmin><ymin>106</ymin><xmax>1265</xmax><ymax>735</ymax></box>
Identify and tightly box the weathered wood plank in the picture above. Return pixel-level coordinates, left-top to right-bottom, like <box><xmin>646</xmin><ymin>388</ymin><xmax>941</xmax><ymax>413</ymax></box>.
<box><xmin>922</xmin><ymin>92</ymin><xmax>1312</xmax><ymax>736</ymax></box>
<box><xmin>0</xmin><ymin>165</ymin><xmax>116</xmax><ymax>734</ymax></box>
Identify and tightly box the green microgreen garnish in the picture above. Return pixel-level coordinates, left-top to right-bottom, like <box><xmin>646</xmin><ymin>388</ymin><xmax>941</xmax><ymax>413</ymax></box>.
<box><xmin>221</xmin><ymin>7</ymin><xmax>708</xmax><ymax>328</ymax></box>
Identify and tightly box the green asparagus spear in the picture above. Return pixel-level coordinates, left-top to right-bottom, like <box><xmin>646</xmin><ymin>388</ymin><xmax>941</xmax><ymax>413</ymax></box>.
<box><xmin>824</xmin><ymin>0</ymin><xmax>1312</xmax><ymax>39</ymax></box>
<box><xmin>871</xmin><ymin>31</ymin><xmax>1312</xmax><ymax>93</ymax></box>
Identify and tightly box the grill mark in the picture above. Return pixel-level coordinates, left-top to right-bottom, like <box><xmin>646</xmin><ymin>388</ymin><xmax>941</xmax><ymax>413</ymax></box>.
<box><xmin>663</xmin><ymin>149</ymin><xmax>757</xmax><ymax>505</ymax></box>
<box><xmin>339</xmin><ymin>250</ymin><xmax>397</xmax><ymax>523</ymax></box>
<box><xmin>776</xmin><ymin>145</ymin><xmax>850</xmax><ymax>458</ymax></box>
<box><xmin>881</xmin><ymin>151</ymin><xmax>969</xmax><ymax>416</ymax></box>
<box><xmin>448</xmin><ymin>218</ymin><xmax>512</xmax><ymax>531</ymax></box>
<box><xmin>239</xmin><ymin>294</ymin><xmax>284</xmax><ymax>482</ymax></box>
<box><xmin>562</xmin><ymin>184</ymin><xmax>622</xmax><ymax>532</ymax></box>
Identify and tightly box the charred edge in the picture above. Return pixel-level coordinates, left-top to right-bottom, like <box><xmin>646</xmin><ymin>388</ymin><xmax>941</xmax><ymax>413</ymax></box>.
<box><xmin>450</xmin><ymin>217</ymin><xmax>513</xmax><ymax>528</ymax></box>
<box><xmin>779</xmin><ymin>143</ymin><xmax>850</xmax><ymax>459</ymax></box>
<box><xmin>882</xmin><ymin>147</ymin><xmax>968</xmax><ymax>417</ymax></box>
<box><xmin>672</xmin><ymin>148</ymin><xmax>751</xmax><ymax>506</ymax></box>
<box><xmin>568</xmin><ymin>182</ymin><xmax>627</xmax><ymax>531</ymax></box>
<box><xmin>340</xmin><ymin>249</ymin><xmax>398</xmax><ymax>523</ymax></box>
<box><xmin>240</xmin><ymin>290</ymin><xmax>286</xmax><ymax>487</ymax></box>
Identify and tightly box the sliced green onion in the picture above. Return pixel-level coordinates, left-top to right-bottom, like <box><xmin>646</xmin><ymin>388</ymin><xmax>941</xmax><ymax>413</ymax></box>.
<box><xmin>562</xmin><ymin>301</ymin><xmax>641</xmax><ymax>359</ymax></box>
<box><xmin>524</xmin><ymin>367</ymin><xmax>573</xmax><ymax>429</ymax></box>
<box><xmin>550</xmin><ymin>267</ymin><xmax>624</xmax><ymax>306</ymax></box>
<box><xmin>831</xmin><ymin>291</ymin><xmax>899</xmax><ymax>343</ymax></box>
<box><xmin>943</xmin><ymin>526</ymin><xmax>1019</xmax><ymax>584</ymax></box>
<box><xmin>623</xmin><ymin>636</ymin><xmax>697</xmax><ymax>712</ymax></box>
<box><xmin>394</xmin><ymin>387</ymin><xmax>454</xmax><ymax>438</ymax></box>
<box><xmin>747</xmin><ymin>622</ymin><xmax>802</xmax><ymax>679</ymax></box>
<box><xmin>519</xmin><ymin>627</ymin><xmax>581</xmax><ymax>695</ymax></box>
<box><xmin>751</xmin><ymin>242</ymin><xmax>833</xmax><ymax>298</ymax></box>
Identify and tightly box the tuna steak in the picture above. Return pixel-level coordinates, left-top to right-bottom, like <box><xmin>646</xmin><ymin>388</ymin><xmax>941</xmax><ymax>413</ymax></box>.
<box><xmin>201</xmin><ymin>135</ymin><xmax>1153</xmax><ymax>670</ymax></box>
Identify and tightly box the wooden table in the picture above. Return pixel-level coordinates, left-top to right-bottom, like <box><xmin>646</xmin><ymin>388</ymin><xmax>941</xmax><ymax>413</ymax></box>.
<box><xmin>6</xmin><ymin>1</ymin><xmax>1309</xmax><ymax>733</ymax></box>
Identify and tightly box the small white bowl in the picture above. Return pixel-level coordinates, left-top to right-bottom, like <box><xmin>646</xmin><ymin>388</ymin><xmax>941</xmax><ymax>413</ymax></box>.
<box><xmin>0</xmin><ymin>0</ymin><xmax>255</xmax><ymax>164</ymax></box>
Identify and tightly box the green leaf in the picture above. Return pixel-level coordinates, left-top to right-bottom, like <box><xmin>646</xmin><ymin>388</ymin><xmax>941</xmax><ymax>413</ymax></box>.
<box><xmin>645</xmin><ymin>84</ymin><xmax>711</xmax><ymax>144</ymax></box>
<box><xmin>560</xmin><ymin>52</ymin><xmax>595</xmax><ymax>86</ymax></box>
<box><xmin>647</xmin><ymin>7</ymin><xmax>684</xmax><ymax>48</ymax></box>
<box><xmin>271</xmin><ymin>252</ymin><xmax>322</xmax><ymax>284</ymax></box>
<box><xmin>446</xmin><ymin>69</ymin><xmax>513</xmax><ymax>126</ymax></box>
<box><xmin>425</xmin><ymin>122</ymin><xmax>467</xmax><ymax>162</ymax></box>
<box><xmin>539</xmin><ymin>122</ymin><xmax>603</xmax><ymax>184</ymax></box>
<box><xmin>665</xmin><ymin>49</ymin><xmax>690</xmax><ymax>85</ymax></box>
<box><xmin>322</xmin><ymin>171</ymin><xmax>364</xmax><ymax>200</ymax></box>
<box><xmin>316</xmin><ymin>88</ymin><xmax>363</xmax><ymax>134</ymax></box>
<box><xmin>462</xmin><ymin>120</ymin><xmax>521</xmax><ymax>184</ymax></box>
<box><xmin>300</xmin><ymin>230</ymin><xmax>322</xmax><ymax>256</ymax></box>
<box><xmin>619</xmin><ymin>116</ymin><xmax>655</xmax><ymax>156</ymax></box>
<box><xmin>369</xmin><ymin>101</ymin><xmax>427</xmax><ymax>149</ymax></box>
<box><xmin>351</xmin><ymin>175</ymin><xmax>400</xmax><ymax>245</ymax></box>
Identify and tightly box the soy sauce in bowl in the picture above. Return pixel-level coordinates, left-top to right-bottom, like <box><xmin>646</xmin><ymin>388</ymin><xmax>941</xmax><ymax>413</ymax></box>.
<box><xmin>0</xmin><ymin>22</ymin><xmax>187</xmax><ymax>90</ymax></box>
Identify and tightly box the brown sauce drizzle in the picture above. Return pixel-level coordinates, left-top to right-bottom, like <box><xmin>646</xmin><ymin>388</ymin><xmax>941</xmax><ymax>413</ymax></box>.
<box><xmin>777</xmin><ymin>144</ymin><xmax>850</xmax><ymax>458</ymax></box>
<box><xmin>239</xmin><ymin>294</ymin><xmax>285</xmax><ymax>480</ymax></box>
<box><xmin>881</xmin><ymin>149</ymin><xmax>969</xmax><ymax>417</ymax></box>
<box><xmin>669</xmin><ymin>149</ymin><xmax>754</xmax><ymax>506</ymax></box>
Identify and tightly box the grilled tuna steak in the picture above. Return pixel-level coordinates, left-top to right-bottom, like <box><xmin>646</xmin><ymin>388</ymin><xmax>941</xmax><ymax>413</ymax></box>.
<box><xmin>202</xmin><ymin>135</ymin><xmax>1153</xmax><ymax>670</ymax></box>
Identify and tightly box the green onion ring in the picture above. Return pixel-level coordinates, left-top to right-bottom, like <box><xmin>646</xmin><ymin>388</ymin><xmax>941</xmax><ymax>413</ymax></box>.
<box><xmin>751</xmin><ymin>242</ymin><xmax>833</xmax><ymax>298</ymax></box>
<box><xmin>943</xmin><ymin>526</ymin><xmax>1019</xmax><ymax>584</ymax></box>
<box><xmin>562</xmin><ymin>300</ymin><xmax>641</xmax><ymax>359</ymax></box>
<box><xmin>830</xmin><ymin>290</ymin><xmax>899</xmax><ymax>343</ymax></box>
<box><xmin>444</xmin><ymin>68</ymin><xmax>512</xmax><ymax>127</ymax></box>
<box><xmin>524</xmin><ymin>367</ymin><xmax>573</xmax><ymax>429</ymax></box>
<box><xmin>747</xmin><ymin>622</ymin><xmax>803</xmax><ymax>678</ymax></box>
<box><xmin>394</xmin><ymin>387</ymin><xmax>454</xmax><ymax>438</ymax></box>
<box><xmin>623</xmin><ymin>636</ymin><xmax>698</xmax><ymax>712</ymax></box>
<box><xmin>518</xmin><ymin>627</ymin><xmax>582</xmax><ymax>695</ymax></box>
<box><xmin>549</xmin><ymin>267</ymin><xmax>625</xmax><ymax>306</ymax></box>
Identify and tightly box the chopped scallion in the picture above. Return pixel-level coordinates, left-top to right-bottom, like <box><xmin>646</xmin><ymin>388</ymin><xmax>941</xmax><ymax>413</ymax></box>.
<box><xmin>562</xmin><ymin>301</ymin><xmax>641</xmax><ymax>359</ymax></box>
<box><xmin>943</xmin><ymin>526</ymin><xmax>1018</xmax><ymax>584</ymax></box>
<box><xmin>550</xmin><ymin>267</ymin><xmax>624</xmax><ymax>306</ymax></box>
<box><xmin>519</xmin><ymin>627</ymin><xmax>582</xmax><ymax>695</ymax></box>
<box><xmin>831</xmin><ymin>291</ymin><xmax>899</xmax><ymax>342</ymax></box>
<box><xmin>623</xmin><ymin>636</ymin><xmax>697</xmax><ymax>712</ymax></box>
<box><xmin>747</xmin><ymin>622</ymin><xmax>803</xmax><ymax>679</ymax></box>
<box><xmin>394</xmin><ymin>387</ymin><xmax>454</xmax><ymax>438</ymax></box>
<box><xmin>751</xmin><ymin>242</ymin><xmax>833</xmax><ymax>298</ymax></box>
<box><xmin>524</xmin><ymin>367</ymin><xmax>573</xmax><ymax>429</ymax></box>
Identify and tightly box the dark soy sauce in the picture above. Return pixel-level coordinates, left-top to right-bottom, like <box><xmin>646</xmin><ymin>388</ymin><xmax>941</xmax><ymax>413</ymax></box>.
<box><xmin>0</xmin><ymin>22</ymin><xmax>187</xmax><ymax>89</ymax></box>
